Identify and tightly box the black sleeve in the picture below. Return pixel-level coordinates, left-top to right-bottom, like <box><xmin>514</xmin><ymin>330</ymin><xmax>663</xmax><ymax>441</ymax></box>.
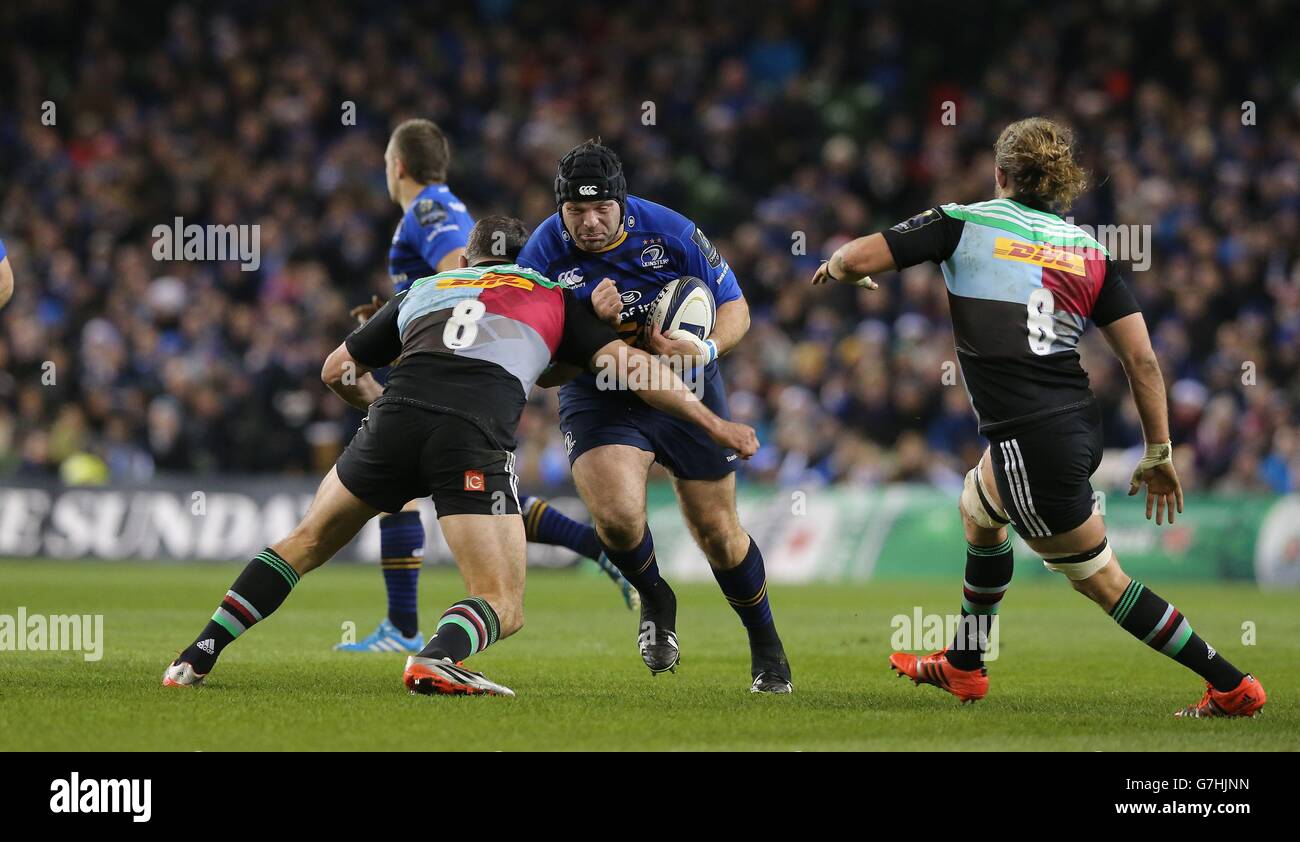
<box><xmin>880</xmin><ymin>206</ymin><xmax>965</xmax><ymax>269</ymax></box>
<box><xmin>344</xmin><ymin>291</ymin><xmax>406</xmax><ymax>368</ymax></box>
<box><xmin>1091</xmin><ymin>261</ymin><xmax>1141</xmax><ymax>326</ymax></box>
<box><xmin>555</xmin><ymin>291</ymin><xmax>620</xmax><ymax>368</ymax></box>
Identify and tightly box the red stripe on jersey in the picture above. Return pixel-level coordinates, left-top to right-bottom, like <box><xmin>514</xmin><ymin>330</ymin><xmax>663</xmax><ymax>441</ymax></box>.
<box><xmin>478</xmin><ymin>284</ymin><xmax>565</xmax><ymax>354</ymax></box>
<box><xmin>1040</xmin><ymin>249</ymin><xmax>1107</xmax><ymax>317</ymax></box>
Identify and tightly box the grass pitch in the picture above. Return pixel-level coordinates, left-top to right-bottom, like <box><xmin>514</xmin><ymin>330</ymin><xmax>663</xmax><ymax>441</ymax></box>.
<box><xmin>1</xmin><ymin>560</ymin><xmax>1296</xmax><ymax>751</ymax></box>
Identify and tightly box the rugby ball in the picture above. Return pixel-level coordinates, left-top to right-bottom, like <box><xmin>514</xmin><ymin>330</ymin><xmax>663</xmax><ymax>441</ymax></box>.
<box><xmin>648</xmin><ymin>276</ymin><xmax>715</xmax><ymax>341</ymax></box>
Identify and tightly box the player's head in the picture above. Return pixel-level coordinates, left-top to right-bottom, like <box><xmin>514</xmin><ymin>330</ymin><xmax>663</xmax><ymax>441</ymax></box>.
<box><xmin>463</xmin><ymin>216</ymin><xmax>530</xmax><ymax>267</ymax></box>
<box><xmin>993</xmin><ymin>117</ymin><xmax>1087</xmax><ymax>213</ymax></box>
<box><xmin>554</xmin><ymin>138</ymin><xmax>626</xmax><ymax>252</ymax></box>
<box><xmin>386</xmin><ymin>118</ymin><xmax>451</xmax><ymax>201</ymax></box>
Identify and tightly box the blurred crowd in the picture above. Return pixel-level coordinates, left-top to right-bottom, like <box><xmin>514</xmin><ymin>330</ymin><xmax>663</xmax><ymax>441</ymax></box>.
<box><xmin>1</xmin><ymin>0</ymin><xmax>1298</xmax><ymax>493</ymax></box>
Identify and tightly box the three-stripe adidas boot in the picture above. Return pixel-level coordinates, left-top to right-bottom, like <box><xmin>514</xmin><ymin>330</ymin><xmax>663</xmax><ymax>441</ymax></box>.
<box><xmin>889</xmin><ymin>648</ymin><xmax>989</xmax><ymax>703</ymax></box>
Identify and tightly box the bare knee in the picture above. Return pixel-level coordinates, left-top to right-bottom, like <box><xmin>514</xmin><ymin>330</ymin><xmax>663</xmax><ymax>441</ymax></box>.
<box><xmin>687</xmin><ymin>512</ymin><xmax>747</xmax><ymax>569</ymax></box>
<box><xmin>591</xmin><ymin>503</ymin><xmax>646</xmax><ymax>551</ymax></box>
<box><xmin>960</xmin><ymin>500</ymin><xmax>1006</xmax><ymax>546</ymax></box>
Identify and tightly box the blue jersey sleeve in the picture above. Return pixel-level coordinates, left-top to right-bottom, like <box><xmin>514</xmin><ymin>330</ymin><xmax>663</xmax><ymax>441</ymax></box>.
<box><xmin>672</xmin><ymin>220</ymin><xmax>740</xmax><ymax>305</ymax></box>
<box><xmin>0</xmin><ymin>238</ymin><xmax>7</xmax><ymax>261</ymax></box>
<box><xmin>517</xmin><ymin>214</ymin><xmax>561</xmax><ymax>274</ymax></box>
<box><xmin>407</xmin><ymin>200</ymin><xmax>467</xmax><ymax>270</ymax></box>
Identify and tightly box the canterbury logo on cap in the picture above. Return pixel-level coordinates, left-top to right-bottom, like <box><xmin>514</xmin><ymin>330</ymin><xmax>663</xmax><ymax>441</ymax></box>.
<box><xmin>578</xmin><ymin>185</ymin><xmax>598</xmax><ymax>195</ymax></box>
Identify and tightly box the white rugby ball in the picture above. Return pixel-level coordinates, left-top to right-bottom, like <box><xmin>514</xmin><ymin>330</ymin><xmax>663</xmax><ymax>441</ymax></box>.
<box><xmin>648</xmin><ymin>276</ymin><xmax>715</xmax><ymax>341</ymax></box>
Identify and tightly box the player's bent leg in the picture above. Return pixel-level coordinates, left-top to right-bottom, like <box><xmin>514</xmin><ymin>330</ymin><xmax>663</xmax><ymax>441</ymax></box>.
<box><xmin>522</xmin><ymin>494</ymin><xmax>638</xmax><ymax>611</ymax></box>
<box><xmin>1027</xmin><ymin>512</ymin><xmax>1265</xmax><ymax>718</ymax></box>
<box><xmin>337</xmin><ymin>498</ymin><xmax>425</xmax><ymax>653</ymax></box>
<box><xmin>402</xmin><ymin>512</ymin><xmax>525</xmax><ymax>698</ymax></box>
<box><xmin>573</xmin><ymin>444</ymin><xmax>655</xmax><ymax>551</ymax></box>
<box><xmin>890</xmin><ymin>452</ymin><xmax>1004</xmax><ymax>703</ymax></box>
<box><xmin>164</xmin><ymin>467</ymin><xmax>380</xmax><ymax>686</ymax></box>
<box><xmin>573</xmin><ymin>444</ymin><xmax>679</xmax><ymax>673</ymax></box>
<box><xmin>673</xmin><ymin>473</ymin><xmax>792</xmax><ymax>693</ymax></box>
<box><xmin>275</xmin><ymin>467</ymin><xmax>384</xmax><ymax>577</ymax></box>
<box><xmin>951</xmin><ymin>452</ymin><xmax>1014</xmax><ymax>669</ymax></box>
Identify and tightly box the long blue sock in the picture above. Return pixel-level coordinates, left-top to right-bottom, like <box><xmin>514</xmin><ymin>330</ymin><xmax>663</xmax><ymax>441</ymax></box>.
<box><xmin>711</xmin><ymin>537</ymin><xmax>780</xmax><ymax>648</ymax></box>
<box><xmin>599</xmin><ymin>527</ymin><xmax>665</xmax><ymax>596</ymax></box>
<box><xmin>379</xmin><ymin>510</ymin><xmax>424</xmax><ymax>637</ymax></box>
<box><xmin>523</xmin><ymin>496</ymin><xmax>601</xmax><ymax>559</ymax></box>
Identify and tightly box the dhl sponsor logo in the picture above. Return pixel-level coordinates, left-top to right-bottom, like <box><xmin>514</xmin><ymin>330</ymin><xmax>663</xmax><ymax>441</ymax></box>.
<box><xmin>992</xmin><ymin>237</ymin><xmax>1087</xmax><ymax>276</ymax></box>
<box><xmin>435</xmin><ymin>272</ymin><xmax>536</xmax><ymax>290</ymax></box>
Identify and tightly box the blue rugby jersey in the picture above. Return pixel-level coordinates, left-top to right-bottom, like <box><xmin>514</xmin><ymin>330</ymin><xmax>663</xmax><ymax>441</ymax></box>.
<box><xmin>517</xmin><ymin>195</ymin><xmax>741</xmax><ymax>404</ymax></box>
<box><xmin>388</xmin><ymin>184</ymin><xmax>474</xmax><ymax>293</ymax></box>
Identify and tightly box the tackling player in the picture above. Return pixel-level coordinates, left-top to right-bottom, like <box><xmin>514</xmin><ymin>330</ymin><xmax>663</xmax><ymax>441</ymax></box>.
<box><xmin>340</xmin><ymin>119</ymin><xmax>636</xmax><ymax>654</ymax></box>
<box><xmin>812</xmin><ymin>117</ymin><xmax>1265</xmax><ymax>717</ymax></box>
<box><xmin>163</xmin><ymin>217</ymin><xmax>757</xmax><ymax>696</ymax></box>
<box><xmin>518</xmin><ymin>140</ymin><xmax>794</xmax><ymax>693</ymax></box>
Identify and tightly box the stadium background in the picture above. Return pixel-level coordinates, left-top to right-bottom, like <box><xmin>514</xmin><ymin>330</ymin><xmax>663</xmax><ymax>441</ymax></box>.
<box><xmin>0</xmin><ymin>0</ymin><xmax>1297</xmax><ymax>586</ymax></box>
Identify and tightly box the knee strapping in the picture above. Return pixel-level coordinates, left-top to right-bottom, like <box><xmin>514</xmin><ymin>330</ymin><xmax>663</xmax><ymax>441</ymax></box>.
<box><xmin>961</xmin><ymin>465</ymin><xmax>1010</xmax><ymax>530</ymax></box>
<box><xmin>1041</xmin><ymin>538</ymin><xmax>1113</xmax><ymax>580</ymax></box>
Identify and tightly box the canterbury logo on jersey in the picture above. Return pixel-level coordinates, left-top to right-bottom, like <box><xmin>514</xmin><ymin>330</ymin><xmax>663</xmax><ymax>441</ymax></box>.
<box><xmin>556</xmin><ymin>268</ymin><xmax>584</xmax><ymax>286</ymax></box>
<box><xmin>992</xmin><ymin>237</ymin><xmax>1087</xmax><ymax>276</ymax></box>
<box><xmin>434</xmin><ymin>272</ymin><xmax>536</xmax><ymax>290</ymax></box>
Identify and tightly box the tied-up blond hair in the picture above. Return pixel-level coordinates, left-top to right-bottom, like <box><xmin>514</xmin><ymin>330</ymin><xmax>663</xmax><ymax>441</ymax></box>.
<box><xmin>994</xmin><ymin>117</ymin><xmax>1088</xmax><ymax>213</ymax></box>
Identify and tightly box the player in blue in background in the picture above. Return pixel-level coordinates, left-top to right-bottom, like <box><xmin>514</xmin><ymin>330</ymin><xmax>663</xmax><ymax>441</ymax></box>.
<box><xmin>337</xmin><ymin>121</ymin><xmax>636</xmax><ymax>654</ymax></box>
<box><xmin>0</xmin><ymin>236</ymin><xmax>13</xmax><ymax>311</ymax></box>
<box><xmin>518</xmin><ymin>140</ymin><xmax>794</xmax><ymax>693</ymax></box>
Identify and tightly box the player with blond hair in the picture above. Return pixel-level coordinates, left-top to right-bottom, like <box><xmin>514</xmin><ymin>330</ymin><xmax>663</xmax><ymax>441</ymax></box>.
<box><xmin>813</xmin><ymin>117</ymin><xmax>1265</xmax><ymax>718</ymax></box>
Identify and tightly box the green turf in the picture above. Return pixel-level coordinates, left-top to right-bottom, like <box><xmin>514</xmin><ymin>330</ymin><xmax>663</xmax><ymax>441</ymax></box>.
<box><xmin>0</xmin><ymin>560</ymin><xmax>1295</xmax><ymax>751</ymax></box>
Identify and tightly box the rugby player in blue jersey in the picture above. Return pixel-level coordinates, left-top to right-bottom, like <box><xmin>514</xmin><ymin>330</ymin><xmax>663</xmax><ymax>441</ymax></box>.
<box><xmin>337</xmin><ymin>121</ymin><xmax>636</xmax><ymax>655</ymax></box>
<box><xmin>163</xmin><ymin>216</ymin><xmax>757</xmax><ymax>696</ymax></box>
<box><xmin>518</xmin><ymin>140</ymin><xmax>793</xmax><ymax>693</ymax></box>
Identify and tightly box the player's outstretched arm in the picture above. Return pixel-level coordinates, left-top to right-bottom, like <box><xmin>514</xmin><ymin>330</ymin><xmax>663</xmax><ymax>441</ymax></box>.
<box><xmin>1100</xmin><ymin>311</ymin><xmax>1183</xmax><ymax>524</ymax></box>
<box><xmin>321</xmin><ymin>342</ymin><xmax>384</xmax><ymax>411</ymax></box>
<box><xmin>591</xmin><ymin>340</ymin><xmax>759</xmax><ymax>458</ymax></box>
<box><xmin>811</xmin><ymin>232</ymin><xmax>896</xmax><ymax>289</ymax></box>
<box><xmin>0</xmin><ymin>257</ymin><xmax>13</xmax><ymax>311</ymax></box>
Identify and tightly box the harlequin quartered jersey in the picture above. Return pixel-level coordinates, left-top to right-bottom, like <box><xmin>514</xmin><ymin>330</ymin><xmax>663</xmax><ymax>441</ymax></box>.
<box><xmin>388</xmin><ymin>183</ymin><xmax>474</xmax><ymax>293</ymax></box>
<box><xmin>396</xmin><ymin>263</ymin><xmax>564</xmax><ymax>398</ymax></box>
<box><xmin>882</xmin><ymin>197</ymin><xmax>1139</xmax><ymax>433</ymax></box>
<box><xmin>345</xmin><ymin>261</ymin><xmax>618</xmax><ymax>450</ymax></box>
